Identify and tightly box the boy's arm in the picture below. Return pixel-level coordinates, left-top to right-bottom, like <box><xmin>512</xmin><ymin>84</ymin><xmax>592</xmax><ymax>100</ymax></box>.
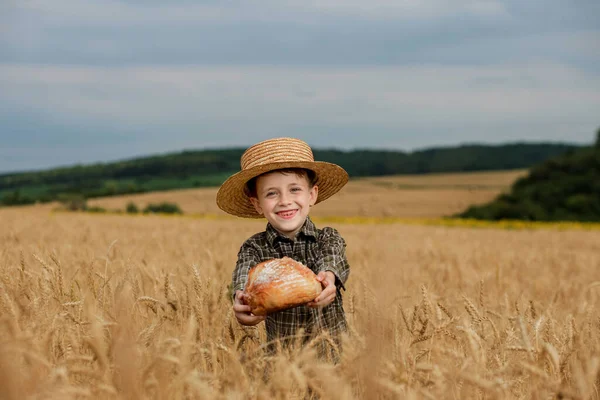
<box><xmin>315</xmin><ymin>227</ymin><xmax>350</xmax><ymax>291</ymax></box>
<box><xmin>232</xmin><ymin>242</ymin><xmax>266</xmax><ymax>326</ymax></box>
<box><xmin>232</xmin><ymin>242</ymin><xmax>260</xmax><ymax>300</ymax></box>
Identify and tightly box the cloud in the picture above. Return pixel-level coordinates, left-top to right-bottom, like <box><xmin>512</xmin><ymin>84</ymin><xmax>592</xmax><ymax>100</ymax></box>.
<box><xmin>2</xmin><ymin>0</ymin><xmax>598</xmax><ymax>69</ymax></box>
<box><xmin>2</xmin><ymin>63</ymin><xmax>598</xmax><ymax>144</ymax></box>
<box><xmin>9</xmin><ymin>0</ymin><xmax>508</xmax><ymax>24</ymax></box>
<box><xmin>0</xmin><ymin>0</ymin><xmax>598</xmax><ymax>172</ymax></box>
<box><xmin>9</xmin><ymin>0</ymin><xmax>226</xmax><ymax>25</ymax></box>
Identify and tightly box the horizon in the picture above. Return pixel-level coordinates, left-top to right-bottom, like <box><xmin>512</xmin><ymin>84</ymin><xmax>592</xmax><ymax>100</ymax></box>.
<box><xmin>0</xmin><ymin>138</ymin><xmax>586</xmax><ymax>175</ymax></box>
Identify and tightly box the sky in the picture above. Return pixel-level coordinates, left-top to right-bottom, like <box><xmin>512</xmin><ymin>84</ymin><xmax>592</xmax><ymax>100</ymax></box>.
<box><xmin>1</xmin><ymin>0</ymin><xmax>599</xmax><ymax>173</ymax></box>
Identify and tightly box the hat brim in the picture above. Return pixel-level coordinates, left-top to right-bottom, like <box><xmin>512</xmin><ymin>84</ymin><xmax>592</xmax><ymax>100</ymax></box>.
<box><xmin>216</xmin><ymin>161</ymin><xmax>348</xmax><ymax>218</ymax></box>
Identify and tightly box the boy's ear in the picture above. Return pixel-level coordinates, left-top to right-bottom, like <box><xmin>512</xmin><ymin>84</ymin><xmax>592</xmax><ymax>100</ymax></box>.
<box><xmin>249</xmin><ymin>197</ymin><xmax>263</xmax><ymax>215</ymax></box>
<box><xmin>309</xmin><ymin>185</ymin><xmax>318</xmax><ymax>206</ymax></box>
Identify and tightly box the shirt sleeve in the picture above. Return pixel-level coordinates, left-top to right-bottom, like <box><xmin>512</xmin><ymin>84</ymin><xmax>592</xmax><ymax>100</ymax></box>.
<box><xmin>232</xmin><ymin>241</ymin><xmax>260</xmax><ymax>299</ymax></box>
<box><xmin>314</xmin><ymin>227</ymin><xmax>350</xmax><ymax>291</ymax></box>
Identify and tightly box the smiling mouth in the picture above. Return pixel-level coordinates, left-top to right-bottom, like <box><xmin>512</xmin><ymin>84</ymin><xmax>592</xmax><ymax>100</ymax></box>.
<box><xmin>277</xmin><ymin>210</ymin><xmax>298</xmax><ymax>219</ymax></box>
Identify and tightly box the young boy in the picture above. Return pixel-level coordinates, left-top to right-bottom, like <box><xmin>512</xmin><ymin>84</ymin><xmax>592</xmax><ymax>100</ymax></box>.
<box><xmin>216</xmin><ymin>137</ymin><xmax>350</xmax><ymax>355</ymax></box>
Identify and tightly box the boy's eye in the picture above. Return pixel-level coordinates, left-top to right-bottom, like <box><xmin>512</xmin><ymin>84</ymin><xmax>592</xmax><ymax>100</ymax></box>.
<box><xmin>291</xmin><ymin>187</ymin><xmax>301</xmax><ymax>192</ymax></box>
<box><xmin>266</xmin><ymin>191</ymin><xmax>276</xmax><ymax>197</ymax></box>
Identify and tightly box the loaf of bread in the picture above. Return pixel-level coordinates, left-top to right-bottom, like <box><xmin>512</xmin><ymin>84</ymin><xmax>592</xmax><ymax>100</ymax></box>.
<box><xmin>244</xmin><ymin>257</ymin><xmax>323</xmax><ymax>316</ymax></box>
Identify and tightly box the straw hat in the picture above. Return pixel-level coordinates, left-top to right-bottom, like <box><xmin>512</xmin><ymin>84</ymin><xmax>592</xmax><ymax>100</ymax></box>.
<box><xmin>216</xmin><ymin>137</ymin><xmax>349</xmax><ymax>218</ymax></box>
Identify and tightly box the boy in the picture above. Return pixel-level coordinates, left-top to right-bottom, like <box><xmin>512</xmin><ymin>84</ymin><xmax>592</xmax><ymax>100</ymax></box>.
<box><xmin>216</xmin><ymin>137</ymin><xmax>350</xmax><ymax>355</ymax></box>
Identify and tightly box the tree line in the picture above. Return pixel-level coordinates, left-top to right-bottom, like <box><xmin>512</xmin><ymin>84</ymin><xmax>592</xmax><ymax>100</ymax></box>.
<box><xmin>458</xmin><ymin>131</ymin><xmax>600</xmax><ymax>222</ymax></box>
<box><xmin>0</xmin><ymin>142</ymin><xmax>580</xmax><ymax>206</ymax></box>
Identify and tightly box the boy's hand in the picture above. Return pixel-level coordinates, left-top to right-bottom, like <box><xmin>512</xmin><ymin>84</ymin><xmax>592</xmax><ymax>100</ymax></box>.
<box><xmin>233</xmin><ymin>290</ymin><xmax>266</xmax><ymax>326</ymax></box>
<box><xmin>307</xmin><ymin>271</ymin><xmax>336</xmax><ymax>308</ymax></box>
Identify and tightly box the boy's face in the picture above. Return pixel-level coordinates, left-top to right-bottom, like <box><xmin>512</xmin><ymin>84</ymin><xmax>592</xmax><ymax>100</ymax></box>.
<box><xmin>249</xmin><ymin>170</ymin><xmax>318</xmax><ymax>240</ymax></box>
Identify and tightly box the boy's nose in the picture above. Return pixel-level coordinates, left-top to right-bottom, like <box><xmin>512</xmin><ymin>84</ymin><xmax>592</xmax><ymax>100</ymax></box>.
<box><xmin>279</xmin><ymin>193</ymin><xmax>292</xmax><ymax>205</ymax></box>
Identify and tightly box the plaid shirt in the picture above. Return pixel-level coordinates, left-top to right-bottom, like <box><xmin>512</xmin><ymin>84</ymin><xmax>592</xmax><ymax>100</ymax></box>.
<box><xmin>232</xmin><ymin>217</ymin><xmax>349</xmax><ymax>345</ymax></box>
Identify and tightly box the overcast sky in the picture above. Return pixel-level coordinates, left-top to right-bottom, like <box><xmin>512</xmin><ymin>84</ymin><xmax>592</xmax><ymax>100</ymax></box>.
<box><xmin>1</xmin><ymin>0</ymin><xmax>599</xmax><ymax>173</ymax></box>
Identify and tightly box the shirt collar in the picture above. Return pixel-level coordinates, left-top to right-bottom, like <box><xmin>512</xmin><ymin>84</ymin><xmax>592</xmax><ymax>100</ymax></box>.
<box><xmin>266</xmin><ymin>217</ymin><xmax>318</xmax><ymax>246</ymax></box>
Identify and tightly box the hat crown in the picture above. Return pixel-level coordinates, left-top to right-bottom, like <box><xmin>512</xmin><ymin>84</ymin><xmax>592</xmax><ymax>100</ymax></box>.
<box><xmin>241</xmin><ymin>138</ymin><xmax>315</xmax><ymax>171</ymax></box>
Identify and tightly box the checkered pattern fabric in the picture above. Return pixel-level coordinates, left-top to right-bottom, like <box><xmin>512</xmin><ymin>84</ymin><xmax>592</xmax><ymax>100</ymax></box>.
<box><xmin>232</xmin><ymin>217</ymin><xmax>349</xmax><ymax>345</ymax></box>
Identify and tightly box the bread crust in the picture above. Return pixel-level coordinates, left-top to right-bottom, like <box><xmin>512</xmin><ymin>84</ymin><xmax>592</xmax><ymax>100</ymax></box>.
<box><xmin>244</xmin><ymin>257</ymin><xmax>323</xmax><ymax>316</ymax></box>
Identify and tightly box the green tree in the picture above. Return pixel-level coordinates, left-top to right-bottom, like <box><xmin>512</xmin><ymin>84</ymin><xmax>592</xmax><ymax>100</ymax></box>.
<box><xmin>143</xmin><ymin>202</ymin><xmax>183</xmax><ymax>215</ymax></box>
<box><xmin>596</xmin><ymin>127</ymin><xmax>600</xmax><ymax>149</ymax></box>
<box><xmin>456</xmin><ymin>136</ymin><xmax>600</xmax><ymax>222</ymax></box>
<box><xmin>126</xmin><ymin>202</ymin><xmax>139</xmax><ymax>214</ymax></box>
<box><xmin>1</xmin><ymin>190</ymin><xmax>34</xmax><ymax>206</ymax></box>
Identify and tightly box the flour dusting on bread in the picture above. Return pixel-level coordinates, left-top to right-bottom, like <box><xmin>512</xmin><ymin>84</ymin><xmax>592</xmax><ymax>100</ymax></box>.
<box><xmin>251</xmin><ymin>257</ymin><xmax>304</xmax><ymax>285</ymax></box>
<box><xmin>244</xmin><ymin>257</ymin><xmax>323</xmax><ymax>315</ymax></box>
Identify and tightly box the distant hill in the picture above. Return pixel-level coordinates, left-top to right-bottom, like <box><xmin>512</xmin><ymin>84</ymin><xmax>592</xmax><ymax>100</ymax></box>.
<box><xmin>457</xmin><ymin>132</ymin><xmax>600</xmax><ymax>222</ymax></box>
<box><xmin>0</xmin><ymin>142</ymin><xmax>581</xmax><ymax>206</ymax></box>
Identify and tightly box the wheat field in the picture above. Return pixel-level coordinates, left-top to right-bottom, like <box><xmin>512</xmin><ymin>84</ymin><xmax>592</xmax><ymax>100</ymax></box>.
<box><xmin>1</xmin><ymin>171</ymin><xmax>600</xmax><ymax>399</ymax></box>
<box><xmin>87</xmin><ymin>169</ymin><xmax>528</xmax><ymax>218</ymax></box>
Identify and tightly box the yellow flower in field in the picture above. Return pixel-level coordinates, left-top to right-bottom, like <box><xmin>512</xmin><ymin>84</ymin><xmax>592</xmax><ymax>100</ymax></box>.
<box><xmin>58</xmin><ymin>208</ymin><xmax>600</xmax><ymax>231</ymax></box>
<box><xmin>311</xmin><ymin>215</ymin><xmax>600</xmax><ymax>231</ymax></box>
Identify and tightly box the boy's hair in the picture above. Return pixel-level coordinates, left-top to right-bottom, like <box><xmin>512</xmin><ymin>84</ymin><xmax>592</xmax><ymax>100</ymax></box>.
<box><xmin>245</xmin><ymin>168</ymin><xmax>317</xmax><ymax>198</ymax></box>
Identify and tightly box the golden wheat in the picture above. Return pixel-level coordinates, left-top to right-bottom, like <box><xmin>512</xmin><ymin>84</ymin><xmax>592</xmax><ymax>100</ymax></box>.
<box><xmin>85</xmin><ymin>169</ymin><xmax>527</xmax><ymax>219</ymax></box>
<box><xmin>0</xmin><ymin>205</ymin><xmax>598</xmax><ymax>399</ymax></box>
